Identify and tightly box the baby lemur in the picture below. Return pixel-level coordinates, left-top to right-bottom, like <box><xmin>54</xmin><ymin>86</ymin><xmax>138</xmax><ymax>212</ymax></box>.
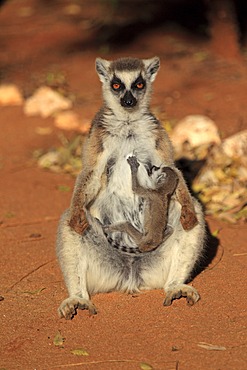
<box><xmin>56</xmin><ymin>56</ymin><xmax>205</xmax><ymax>320</ymax></box>
<box><xmin>103</xmin><ymin>155</ymin><xmax>178</xmax><ymax>252</ymax></box>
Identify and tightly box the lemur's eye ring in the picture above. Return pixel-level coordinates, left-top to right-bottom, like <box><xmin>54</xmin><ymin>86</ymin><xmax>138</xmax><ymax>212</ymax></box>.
<box><xmin>136</xmin><ymin>82</ymin><xmax>144</xmax><ymax>89</ymax></box>
<box><xmin>112</xmin><ymin>83</ymin><xmax>121</xmax><ymax>90</ymax></box>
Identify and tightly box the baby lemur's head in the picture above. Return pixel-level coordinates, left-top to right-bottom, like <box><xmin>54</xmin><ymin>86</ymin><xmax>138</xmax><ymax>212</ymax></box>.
<box><xmin>95</xmin><ymin>57</ymin><xmax>160</xmax><ymax>114</ymax></box>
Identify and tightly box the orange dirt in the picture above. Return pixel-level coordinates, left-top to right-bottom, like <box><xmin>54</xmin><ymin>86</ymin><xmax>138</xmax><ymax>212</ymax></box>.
<box><xmin>0</xmin><ymin>1</ymin><xmax>246</xmax><ymax>369</ymax></box>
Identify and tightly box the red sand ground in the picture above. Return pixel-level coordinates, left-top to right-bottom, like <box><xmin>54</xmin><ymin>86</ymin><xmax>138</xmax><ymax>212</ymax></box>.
<box><xmin>0</xmin><ymin>1</ymin><xmax>246</xmax><ymax>369</ymax></box>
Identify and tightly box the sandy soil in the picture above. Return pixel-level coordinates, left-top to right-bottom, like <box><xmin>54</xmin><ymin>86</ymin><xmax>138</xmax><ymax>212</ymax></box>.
<box><xmin>0</xmin><ymin>1</ymin><xmax>246</xmax><ymax>369</ymax></box>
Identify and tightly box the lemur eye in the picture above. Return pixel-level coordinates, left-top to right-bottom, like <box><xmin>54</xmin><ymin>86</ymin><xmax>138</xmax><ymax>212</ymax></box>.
<box><xmin>112</xmin><ymin>83</ymin><xmax>121</xmax><ymax>90</ymax></box>
<box><xmin>136</xmin><ymin>82</ymin><xmax>144</xmax><ymax>89</ymax></box>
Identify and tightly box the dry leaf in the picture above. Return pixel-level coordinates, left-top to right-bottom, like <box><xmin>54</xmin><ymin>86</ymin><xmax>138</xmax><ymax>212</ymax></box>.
<box><xmin>140</xmin><ymin>363</ymin><xmax>153</xmax><ymax>370</ymax></box>
<box><xmin>70</xmin><ymin>348</ymin><xmax>89</xmax><ymax>356</ymax></box>
<box><xmin>38</xmin><ymin>151</ymin><xmax>60</xmax><ymax>169</ymax></box>
<box><xmin>35</xmin><ymin>127</ymin><xmax>53</xmax><ymax>135</ymax></box>
<box><xmin>53</xmin><ymin>331</ymin><xmax>65</xmax><ymax>347</ymax></box>
<box><xmin>198</xmin><ymin>342</ymin><xmax>226</xmax><ymax>351</ymax></box>
<box><xmin>212</xmin><ymin>229</ymin><xmax>220</xmax><ymax>237</ymax></box>
<box><xmin>23</xmin><ymin>287</ymin><xmax>46</xmax><ymax>295</ymax></box>
<box><xmin>57</xmin><ymin>185</ymin><xmax>71</xmax><ymax>192</ymax></box>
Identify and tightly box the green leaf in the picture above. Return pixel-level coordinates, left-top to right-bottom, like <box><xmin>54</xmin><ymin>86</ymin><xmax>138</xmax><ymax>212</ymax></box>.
<box><xmin>57</xmin><ymin>185</ymin><xmax>71</xmax><ymax>192</ymax></box>
<box><xmin>212</xmin><ymin>229</ymin><xmax>220</xmax><ymax>237</ymax></box>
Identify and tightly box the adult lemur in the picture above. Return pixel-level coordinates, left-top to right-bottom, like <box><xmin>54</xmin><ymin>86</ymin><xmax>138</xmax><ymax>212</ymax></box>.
<box><xmin>56</xmin><ymin>57</ymin><xmax>205</xmax><ymax>320</ymax></box>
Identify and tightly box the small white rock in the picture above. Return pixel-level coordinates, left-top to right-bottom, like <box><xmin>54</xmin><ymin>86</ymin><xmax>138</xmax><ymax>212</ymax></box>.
<box><xmin>0</xmin><ymin>84</ymin><xmax>23</xmax><ymax>106</ymax></box>
<box><xmin>24</xmin><ymin>86</ymin><xmax>72</xmax><ymax>118</ymax></box>
<box><xmin>221</xmin><ymin>130</ymin><xmax>247</xmax><ymax>158</ymax></box>
<box><xmin>38</xmin><ymin>151</ymin><xmax>60</xmax><ymax>168</ymax></box>
<box><xmin>170</xmin><ymin>115</ymin><xmax>221</xmax><ymax>151</ymax></box>
<box><xmin>54</xmin><ymin>110</ymin><xmax>90</xmax><ymax>134</ymax></box>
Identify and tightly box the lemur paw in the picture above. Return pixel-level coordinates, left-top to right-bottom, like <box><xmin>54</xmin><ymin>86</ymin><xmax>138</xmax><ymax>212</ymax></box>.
<box><xmin>127</xmin><ymin>156</ymin><xmax>139</xmax><ymax>170</ymax></box>
<box><xmin>163</xmin><ymin>284</ymin><xmax>200</xmax><ymax>307</ymax></box>
<box><xmin>58</xmin><ymin>296</ymin><xmax>97</xmax><ymax>320</ymax></box>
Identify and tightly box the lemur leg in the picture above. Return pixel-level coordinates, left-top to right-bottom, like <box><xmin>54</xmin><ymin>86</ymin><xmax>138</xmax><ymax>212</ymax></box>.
<box><xmin>162</xmin><ymin>199</ymin><xmax>205</xmax><ymax>306</ymax></box>
<box><xmin>68</xmin><ymin>171</ymin><xmax>90</xmax><ymax>235</ymax></box>
<box><xmin>173</xmin><ymin>168</ymin><xmax>199</xmax><ymax>231</ymax></box>
<box><xmin>57</xmin><ymin>210</ymin><xmax>97</xmax><ymax>319</ymax></box>
<box><xmin>104</xmin><ymin>222</ymin><xmax>143</xmax><ymax>245</ymax></box>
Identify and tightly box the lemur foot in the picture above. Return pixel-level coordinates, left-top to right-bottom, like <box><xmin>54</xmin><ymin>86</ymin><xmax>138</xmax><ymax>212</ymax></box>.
<box><xmin>163</xmin><ymin>284</ymin><xmax>200</xmax><ymax>306</ymax></box>
<box><xmin>58</xmin><ymin>296</ymin><xmax>97</xmax><ymax>320</ymax></box>
<box><xmin>127</xmin><ymin>156</ymin><xmax>139</xmax><ymax>170</ymax></box>
<box><xmin>69</xmin><ymin>213</ymin><xmax>89</xmax><ymax>235</ymax></box>
<box><xmin>180</xmin><ymin>205</ymin><xmax>198</xmax><ymax>231</ymax></box>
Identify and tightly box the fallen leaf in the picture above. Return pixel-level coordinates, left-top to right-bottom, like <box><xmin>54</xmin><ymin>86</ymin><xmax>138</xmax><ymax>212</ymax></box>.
<box><xmin>212</xmin><ymin>229</ymin><xmax>220</xmax><ymax>237</ymax></box>
<box><xmin>140</xmin><ymin>362</ymin><xmax>153</xmax><ymax>370</ymax></box>
<box><xmin>198</xmin><ymin>342</ymin><xmax>226</xmax><ymax>351</ymax></box>
<box><xmin>194</xmin><ymin>51</ymin><xmax>208</xmax><ymax>62</ymax></box>
<box><xmin>53</xmin><ymin>331</ymin><xmax>65</xmax><ymax>347</ymax></box>
<box><xmin>35</xmin><ymin>127</ymin><xmax>53</xmax><ymax>135</ymax></box>
<box><xmin>38</xmin><ymin>151</ymin><xmax>60</xmax><ymax>169</ymax></box>
<box><xmin>23</xmin><ymin>287</ymin><xmax>46</xmax><ymax>295</ymax></box>
<box><xmin>4</xmin><ymin>212</ymin><xmax>15</xmax><ymax>219</ymax></box>
<box><xmin>57</xmin><ymin>185</ymin><xmax>71</xmax><ymax>192</ymax></box>
<box><xmin>70</xmin><ymin>348</ymin><xmax>89</xmax><ymax>356</ymax></box>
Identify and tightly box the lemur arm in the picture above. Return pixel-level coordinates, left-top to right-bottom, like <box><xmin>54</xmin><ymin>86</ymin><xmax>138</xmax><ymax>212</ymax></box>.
<box><xmin>127</xmin><ymin>156</ymin><xmax>148</xmax><ymax>197</ymax></box>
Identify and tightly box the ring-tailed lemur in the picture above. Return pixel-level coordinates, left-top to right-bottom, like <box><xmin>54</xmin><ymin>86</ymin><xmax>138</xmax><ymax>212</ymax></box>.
<box><xmin>56</xmin><ymin>57</ymin><xmax>205</xmax><ymax>319</ymax></box>
<box><xmin>103</xmin><ymin>155</ymin><xmax>179</xmax><ymax>252</ymax></box>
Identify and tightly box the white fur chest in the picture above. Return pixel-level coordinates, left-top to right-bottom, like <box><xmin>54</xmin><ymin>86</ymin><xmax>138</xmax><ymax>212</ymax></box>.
<box><xmin>90</xmin><ymin>117</ymin><xmax>163</xmax><ymax>239</ymax></box>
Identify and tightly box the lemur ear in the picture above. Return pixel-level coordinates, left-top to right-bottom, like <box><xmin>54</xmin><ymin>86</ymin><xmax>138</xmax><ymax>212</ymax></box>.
<box><xmin>95</xmin><ymin>58</ymin><xmax>111</xmax><ymax>83</ymax></box>
<box><xmin>143</xmin><ymin>57</ymin><xmax>160</xmax><ymax>82</ymax></box>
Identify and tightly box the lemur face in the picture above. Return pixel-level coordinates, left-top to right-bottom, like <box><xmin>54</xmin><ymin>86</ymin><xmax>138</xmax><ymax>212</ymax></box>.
<box><xmin>110</xmin><ymin>72</ymin><xmax>145</xmax><ymax>109</ymax></box>
<box><xmin>95</xmin><ymin>57</ymin><xmax>160</xmax><ymax>112</ymax></box>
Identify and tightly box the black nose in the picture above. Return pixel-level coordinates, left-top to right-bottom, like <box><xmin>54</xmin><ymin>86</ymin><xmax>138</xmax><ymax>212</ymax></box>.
<box><xmin>121</xmin><ymin>91</ymin><xmax>137</xmax><ymax>108</ymax></box>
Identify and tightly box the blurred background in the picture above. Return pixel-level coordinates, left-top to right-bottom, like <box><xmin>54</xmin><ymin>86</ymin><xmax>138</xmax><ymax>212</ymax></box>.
<box><xmin>1</xmin><ymin>0</ymin><xmax>247</xmax><ymax>131</ymax></box>
<box><xmin>0</xmin><ymin>0</ymin><xmax>247</xmax><ymax>222</ymax></box>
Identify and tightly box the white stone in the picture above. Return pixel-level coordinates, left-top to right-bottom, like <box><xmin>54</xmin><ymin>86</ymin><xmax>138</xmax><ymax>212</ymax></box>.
<box><xmin>54</xmin><ymin>111</ymin><xmax>90</xmax><ymax>134</ymax></box>
<box><xmin>170</xmin><ymin>115</ymin><xmax>221</xmax><ymax>151</ymax></box>
<box><xmin>24</xmin><ymin>86</ymin><xmax>72</xmax><ymax>118</ymax></box>
<box><xmin>221</xmin><ymin>130</ymin><xmax>247</xmax><ymax>158</ymax></box>
<box><xmin>0</xmin><ymin>84</ymin><xmax>23</xmax><ymax>106</ymax></box>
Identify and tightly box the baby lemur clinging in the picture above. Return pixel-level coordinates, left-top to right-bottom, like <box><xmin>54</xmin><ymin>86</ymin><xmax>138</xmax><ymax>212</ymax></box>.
<box><xmin>56</xmin><ymin>56</ymin><xmax>205</xmax><ymax>320</ymax></box>
<box><xmin>104</xmin><ymin>155</ymin><xmax>178</xmax><ymax>252</ymax></box>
